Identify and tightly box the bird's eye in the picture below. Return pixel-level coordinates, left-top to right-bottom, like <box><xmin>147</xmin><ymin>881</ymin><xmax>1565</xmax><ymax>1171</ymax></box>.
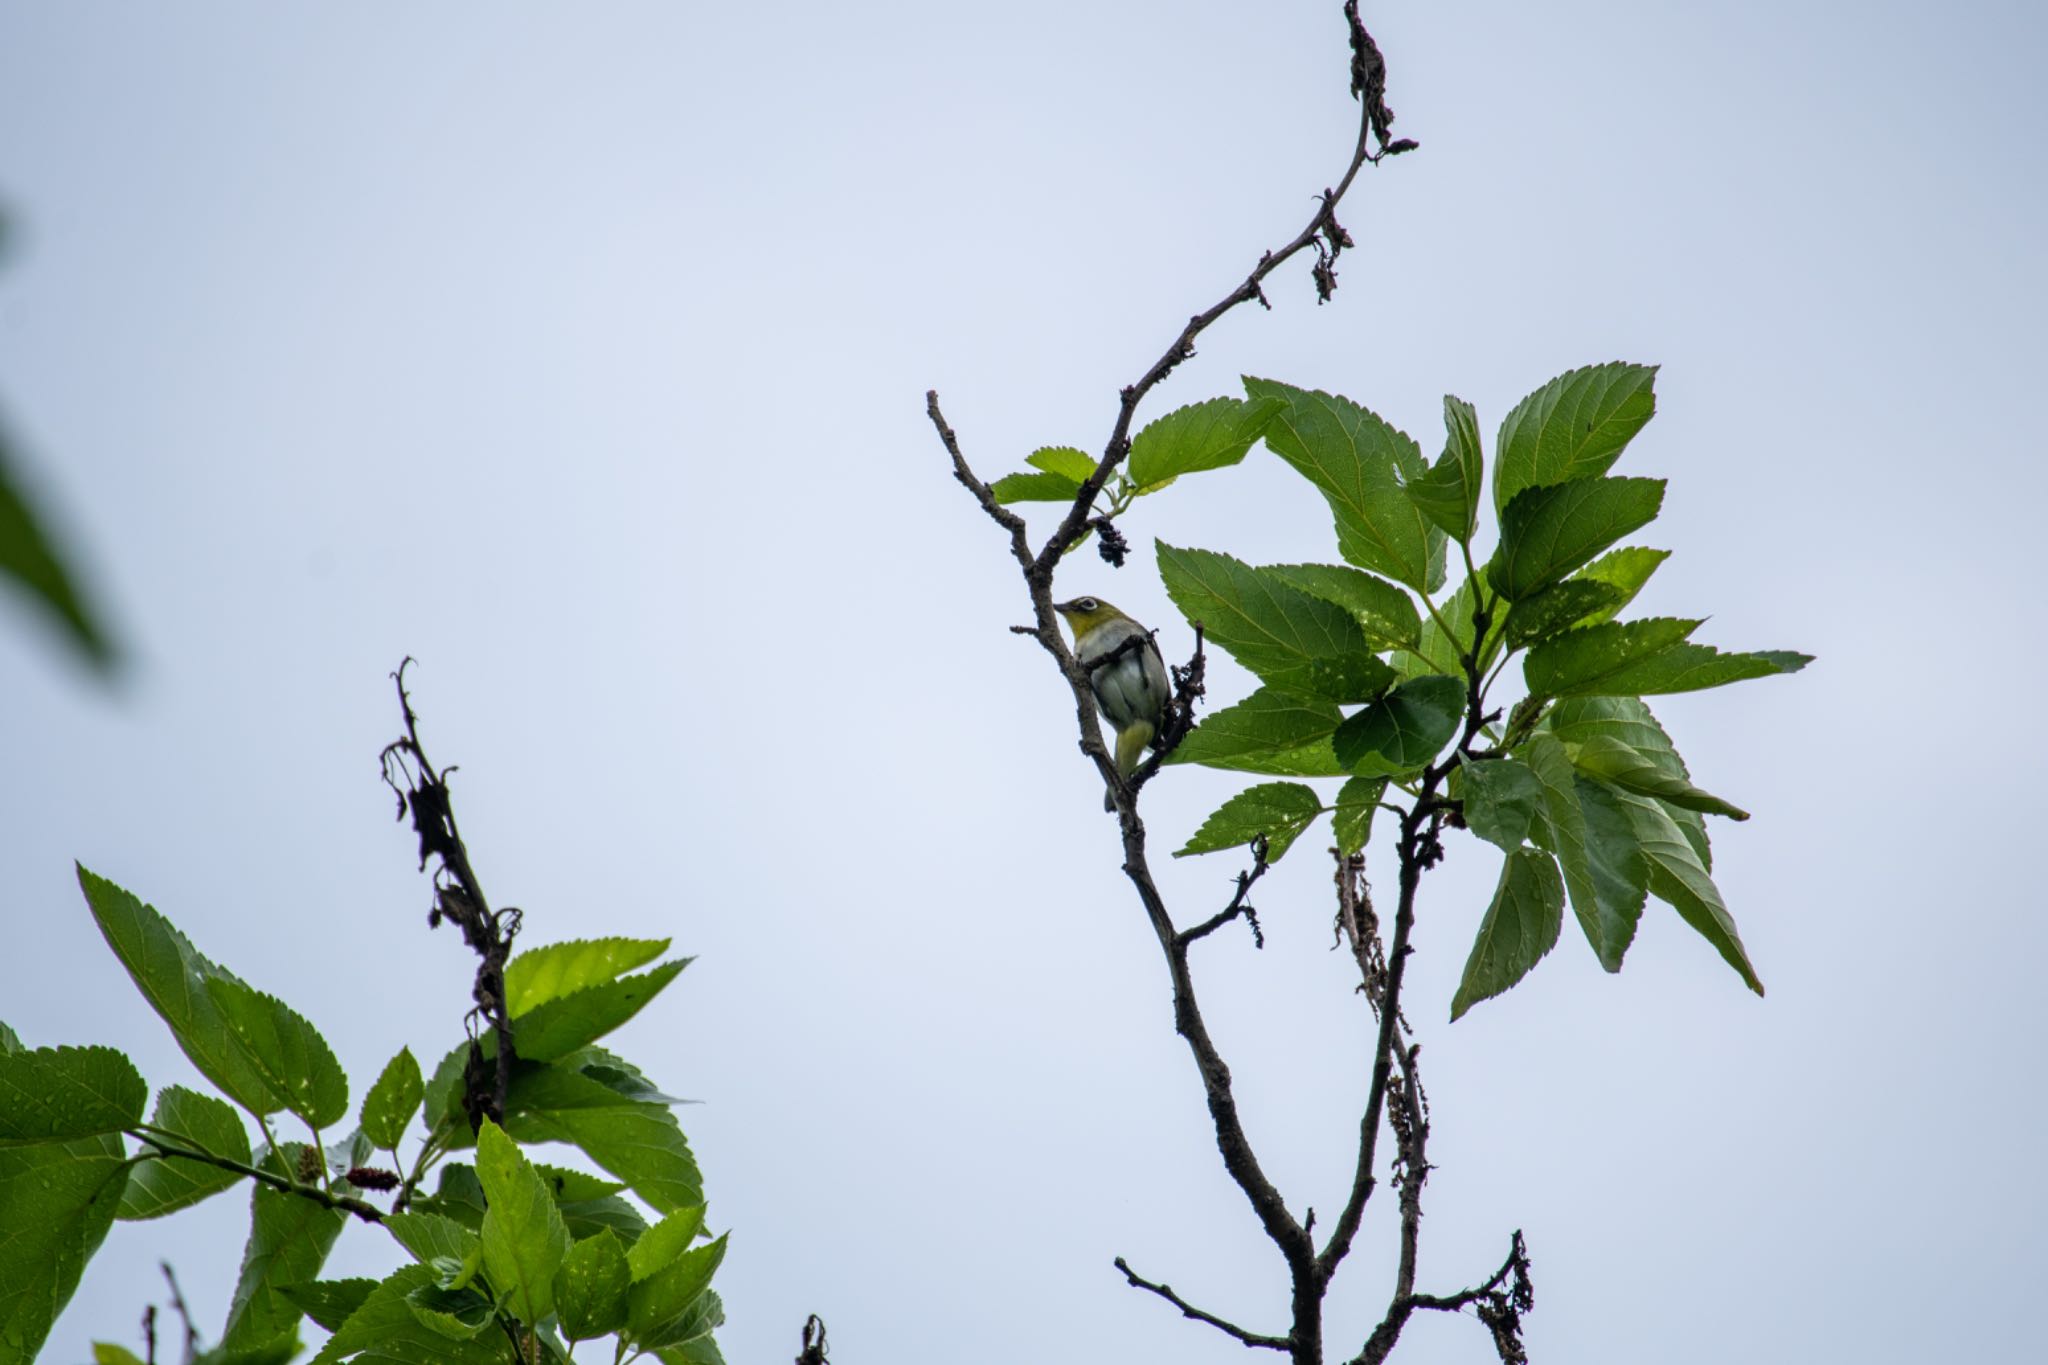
<box><xmin>1077</xmin><ymin>597</ymin><xmax>1098</xmax><ymax>611</ymax></box>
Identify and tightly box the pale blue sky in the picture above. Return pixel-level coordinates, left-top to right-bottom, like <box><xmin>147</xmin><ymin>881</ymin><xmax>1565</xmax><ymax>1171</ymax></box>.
<box><xmin>2</xmin><ymin>2</ymin><xmax>2042</xmax><ymax>1362</ymax></box>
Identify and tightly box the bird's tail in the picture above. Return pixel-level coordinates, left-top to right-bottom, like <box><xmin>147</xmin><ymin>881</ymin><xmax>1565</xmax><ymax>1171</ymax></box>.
<box><xmin>1105</xmin><ymin>722</ymin><xmax>1158</xmax><ymax>812</ymax></box>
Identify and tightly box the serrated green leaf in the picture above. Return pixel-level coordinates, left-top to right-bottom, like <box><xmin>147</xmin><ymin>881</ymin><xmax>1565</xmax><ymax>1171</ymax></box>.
<box><xmin>1575</xmin><ymin>643</ymin><xmax>1813</xmax><ymax>697</ymax></box>
<box><xmin>1501</xmin><ymin>579</ymin><xmax>1627</xmax><ymax>648</ymax></box>
<box><xmin>383</xmin><ymin>1212</ymin><xmax>480</xmax><ymax>1269</ymax></box>
<box><xmin>75</xmin><ymin>867</ymin><xmax>289</xmax><ymax>1117</ymax></box>
<box><xmin>403</xmin><ymin>1282</ymin><xmax>492</xmax><ymax>1340</ymax></box>
<box><xmin>1244</xmin><ymin>377</ymin><xmax>1446</xmax><ymax>591</ymax></box>
<box><xmin>122</xmin><ymin>1085</ymin><xmax>250</xmax><ymax>1220</ymax></box>
<box><xmin>205</xmin><ymin>977</ymin><xmax>348</xmax><ymax>1129</ymax></box>
<box><xmin>1332</xmin><ymin>675</ymin><xmax>1464</xmax><ymax>775</ymax></box>
<box><xmin>1546</xmin><ymin>697</ymin><xmax>1712</xmax><ymax>868</ymax></box>
<box><xmin>0</xmin><ymin>1022</ymin><xmax>19</xmax><ymax>1055</ymax></box>
<box><xmin>1488</xmin><ymin>476</ymin><xmax>1667</xmax><ymax>602</ymax></box>
<box><xmin>360</xmin><ymin>1047</ymin><xmax>424</xmax><ymax>1152</ymax></box>
<box><xmin>1574</xmin><ymin>776</ymin><xmax>1651</xmax><ymax>958</ymax></box>
<box><xmin>277</xmin><ymin>1279</ymin><xmax>377</xmax><ymax>1333</ymax></box>
<box><xmin>0</xmin><ymin>1044</ymin><xmax>145</xmax><ymax>1146</ymax></box>
<box><xmin>1570</xmin><ymin>546</ymin><xmax>1669</xmax><ymax>624</ymax></box>
<box><xmin>1259</xmin><ymin>562</ymin><xmax>1420</xmax><ymax>651</ymax></box>
<box><xmin>990</xmin><ymin>470</ymin><xmax>1082</xmax><ymax>503</ymax></box>
<box><xmin>1450</xmin><ymin>849</ymin><xmax>1565</xmax><ymax>1020</ymax></box>
<box><xmin>309</xmin><ymin>1265</ymin><xmax>505</xmax><ymax>1365</ymax></box>
<box><xmin>556</xmin><ymin>1228</ymin><xmax>632</xmax><ymax>1341</ymax></box>
<box><xmin>627</xmin><ymin>1205</ymin><xmax>708</xmax><ymax>1282</ymax></box>
<box><xmin>417</xmin><ymin>1163</ymin><xmax>487</xmax><ymax>1232</ymax></box>
<box><xmin>1569</xmin><ymin>735</ymin><xmax>1749</xmax><ymax>818</ymax></box>
<box><xmin>1332</xmin><ymin>776</ymin><xmax>1385</xmax><ymax>856</ymax></box>
<box><xmin>1026</xmin><ymin>445</ymin><xmax>1097</xmax><ymax>482</ymax></box>
<box><xmin>1493</xmin><ymin>362</ymin><xmax>1658</xmax><ymax>512</ymax></box>
<box><xmin>1156</xmin><ymin>542</ymin><xmax>1394</xmax><ymax>702</ymax></box>
<box><xmin>92</xmin><ymin>1345</ymin><xmax>147</xmax><ymax>1365</ymax></box>
<box><xmin>0</xmin><ymin>1133</ymin><xmax>128</xmax><ymax>1363</ymax></box>
<box><xmin>536</xmin><ymin>1164</ymin><xmax>627</xmax><ymax>1202</ymax></box>
<box><xmin>506</xmin><ymin>938</ymin><xmax>673</xmax><ymax>1017</ymax></box>
<box><xmin>644</xmin><ymin>1288</ymin><xmax>725</xmax><ymax>1355</ymax></box>
<box><xmin>562</xmin><ymin>1192</ymin><xmax>651</xmax><ymax>1245</ymax></box>
<box><xmin>1523</xmin><ymin>617</ymin><xmax>1701</xmax><ymax>699</ymax></box>
<box><xmin>512</xmin><ymin>959</ymin><xmax>691</xmax><ymax>1064</ymax></box>
<box><xmin>1403</xmin><ymin>395</ymin><xmax>1483</xmax><ymax>541</ymax></box>
<box><xmin>1609</xmin><ymin>788</ymin><xmax>1764</xmax><ymax>994</ymax></box>
<box><xmin>506</xmin><ymin>1065</ymin><xmax>702</xmax><ymax>1215</ymax></box>
<box><xmin>0</xmin><ymin>409</ymin><xmax>115</xmax><ymax>669</ymax></box>
<box><xmin>1523</xmin><ymin>734</ymin><xmax>1636</xmax><ymax>971</ymax></box>
<box><xmin>628</xmin><ymin>1234</ymin><xmax>727</xmax><ymax>1349</ymax></box>
<box><xmin>218</xmin><ymin>1144</ymin><xmax>346</xmax><ymax>1355</ymax></box>
<box><xmin>476</xmin><ymin>1119</ymin><xmax>569</xmax><ymax>1326</ymax></box>
<box><xmin>1128</xmin><ymin>395</ymin><xmax>1282</xmax><ymax>490</ymax></box>
<box><xmin>1458</xmin><ymin>758</ymin><xmax>1544</xmax><ymax>852</ymax></box>
<box><xmin>1169</xmin><ymin>703</ymin><xmax>1348</xmax><ymax>774</ymax></box>
<box><xmin>1174</xmin><ymin>782</ymin><xmax>1323</xmax><ymax>862</ymax></box>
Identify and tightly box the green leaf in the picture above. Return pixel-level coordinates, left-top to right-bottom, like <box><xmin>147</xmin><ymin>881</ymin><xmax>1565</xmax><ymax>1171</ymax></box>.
<box><xmin>1488</xmin><ymin>476</ymin><xmax>1666</xmax><ymax>602</ymax></box>
<box><xmin>383</xmin><ymin>1212</ymin><xmax>480</xmax><ymax>1269</ymax></box>
<box><xmin>1522</xmin><ymin>734</ymin><xmax>1637</xmax><ymax>971</ymax></box>
<box><xmin>1026</xmin><ymin>445</ymin><xmax>1097</xmax><ymax>482</ymax></box>
<box><xmin>121</xmin><ymin>1085</ymin><xmax>251</xmax><ymax>1220</ymax></box>
<box><xmin>1258</xmin><ymin>563</ymin><xmax>1420</xmax><ymax>651</ymax></box>
<box><xmin>476</xmin><ymin>1119</ymin><xmax>570</xmax><ymax>1326</ymax></box>
<box><xmin>1501</xmin><ymin>579</ymin><xmax>1627</xmax><ymax>649</ymax></box>
<box><xmin>627</xmin><ymin>1205</ymin><xmax>708</xmax><ymax>1281</ymax></box>
<box><xmin>276</xmin><ymin>1279</ymin><xmax>377</xmax><ymax>1333</ymax></box>
<box><xmin>0</xmin><ymin>1022</ymin><xmax>19</xmax><ymax>1054</ymax></box>
<box><xmin>644</xmin><ymin>1288</ymin><xmax>725</xmax><ymax>1355</ymax></box>
<box><xmin>1572</xmin><ymin>643</ymin><xmax>1813</xmax><ymax>697</ymax></box>
<box><xmin>1570</xmin><ymin>546</ymin><xmax>1669</xmax><ymax>624</ymax></box>
<box><xmin>1524</xmin><ymin>617</ymin><xmax>1701</xmax><ymax>699</ymax></box>
<box><xmin>506</xmin><ymin>937</ymin><xmax>672</xmax><ymax>1017</ymax></box>
<box><xmin>512</xmin><ymin>959</ymin><xmax>691</xmax><ymax>1064</ymax></box>
<box><xmin>403</xmin><ymin>1282</ymin><xmax>492</xmax><ymax>1341</ymax></box>
<box><xmin>360</xmin><ymin>1047</ymin><xmax>424</xmax><ymax>1152</ymax></box>
<box><xmin>1610</xmin><ymin>788</ymin><xmax>1765</xmax><ymax>994</ymax></box>
<box><xmin>76</xmin><ymin>867</ymin><xmax>289</xmax><ymax>1117</ymax></box>
<box><xmin>1450</xmin><ymin>849</ymin><xmax>1565</xmax><ymax>1021</ymax></box>
<box><xmin>1458</xmin><ymin>758</ymin><xmax>1544</xmax><ymax>852</ymax></box>
<box><xmin>1332</xmin><ymin>675</ymin><xmax>1464</xmax><ymax>776</ymax></box>
<box><xmin>0</xmin><ymin>1133</ymin><xmax>128</xmax><ymax>1363</ymax></box>
<box><xmin>1547</xmin><ymin>696</ymin><xmax>1714</xmax><ymax>868</ymax></box>
<box><xmin>1174</xmin><ymin>782</ymin><xmax>1323</xmax><ymax>863</ymax></box>
<box><xmin>309</xmin><ymin>1265</ymin><xmax>505</xmax><ymax>1365</ymax></box>
<box><xmin>1573</xmin><ymin>776</ymin><xmax>1652</xmax><ymax>962</ymax></box>
<box><xmin>1394</xmin><ymin>574</ymin><xmax>1485</xmax><ymax>681</ymax></box>
<box><xmin>218</xmin><ymin>1145</ymin><xmax>346</xmax><ymax>1355</ymax></box>
<box><xmin>92</xmin><ymin>1345</ymin><xmax>147</xmax><ymax>1365</ymax></box>
<box><xmin>628</xmin><ymin>1234</ymin><xmax>727</xmax><ymax>1349</ymax></box>
<box><xmin>659</xmin><ymin>1329</ymin><xmax>728</xmax><ymax>1365</ymax></box>
<box><xmin>1569</xmin><ymin>735</ymin><xmax>1749</xmax><ymax>819</ymax></box>
<box><xmin>0</xmin><ymin>1044</ymin><xmax>145</xmax><ymax>1146</ymax></box>
<box><xmin>506</xmin><ymin>1063</ymin><xmax>703</xmax><ymax>1214</ymax></box>
<box><xmin>990</xmin><ymin>470</ymin><xmax>1082</xmax><ymax>504</ymax></box>
<box><xmin>205</xmin><ymin>977</ymin><xmax>349</xmax><ymax>1129</ymax></box>
<box><xmin>416</xmin><ymin>1163</ymin><xmax>487</xmax><ymax>1232</ymax></box>
<box><xmin>1493</xmin><ymin>362</ymin><xmax>1658</xmax><ymax>513</ymax></box>
<box><xmin>1332</xmin><ymin>776</ymin><xmax>1385</xmax><ymax>856</ymax></box>
<box><xmin>1244</xmin><ymin>377</ymin><xmax>1446</xmax><ymax>591</ymax></box>
<box><xmin>1402</xmin><ymin>395</ymin><xmax>1483</xmax><ymax>541</ymax></box>
<box><xmin>1167</xmin><ymin>687</ymin><xmax>1346</xmax><ymax>775</ymax></box>
<box><xmin>0</xmin><ymin>409</ymin><xmax>116</xmax><ymax>669</ymax></box>
<box><xmin>1128</xmin><ymin>396</ymin><xmax>1282</xmax><ymax>490</ymax></box>
<box><xmin>555</xmin><ymin>1229</ymin><xmax>632</xmax><ymax>1341</ymax></box>
<box><xmin>1156</xmin><ymin>542</ymin><xmax>1395</xmax><ymax>702</ymax></box>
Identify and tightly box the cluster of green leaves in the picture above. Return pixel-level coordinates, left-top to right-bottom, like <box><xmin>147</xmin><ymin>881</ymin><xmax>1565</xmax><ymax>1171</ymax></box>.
<box><xmin>988</xmin><ymin>393</ymin><xmax>1288</xmax><ymax>531</ymax></box>
<box><xmin>0</xmin><ymin>867</ymin><xmax>720</xmax><ymax>1365</ymax></box>
<box><xmin>1132</xmin><ymin>364</ymin><xmax>1807</xmax><ymax>1017</ymax></box>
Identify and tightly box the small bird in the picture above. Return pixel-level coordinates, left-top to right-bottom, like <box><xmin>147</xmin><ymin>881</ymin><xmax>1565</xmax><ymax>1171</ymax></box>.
<box><xmin>1054</xmin><ymin>596</ymin><xmax>1170</xmax><ymax>810</ymax></box>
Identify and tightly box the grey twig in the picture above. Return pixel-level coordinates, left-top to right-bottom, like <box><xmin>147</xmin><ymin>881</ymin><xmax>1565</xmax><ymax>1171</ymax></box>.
<box><xmin>1114</xmin><ymin>1257</ymin><xmax>1291</xmax><ymax>1352</ymax></box>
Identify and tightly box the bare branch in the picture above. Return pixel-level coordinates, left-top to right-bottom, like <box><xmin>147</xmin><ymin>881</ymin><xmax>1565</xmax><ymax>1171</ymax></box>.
<box><xmin>926</xmin><ymin>390</ymin><xmax>1032</xmax><ymax>574</ymax></box>
<box><xmin>1115</xmin><ymin>1257</ymin><xmax>1291</xmax><ymax>1352</ymax></box>
<box><xmin>1179</xmin><ymin>837</ymin><xmax>1270</xmax><ymax>948</ymax></box>
<box><xmin>1354</xmin><ymin>1232</ymin><xmax>1534</xmax><ymax>1365</ymax></box>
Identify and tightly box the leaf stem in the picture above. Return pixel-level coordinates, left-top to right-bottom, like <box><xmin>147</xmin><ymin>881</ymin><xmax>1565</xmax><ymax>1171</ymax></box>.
<box><xmin>126</xmin><ymin>1128</ymin><xmax>384</xmax><ymax>1222</ymax></box>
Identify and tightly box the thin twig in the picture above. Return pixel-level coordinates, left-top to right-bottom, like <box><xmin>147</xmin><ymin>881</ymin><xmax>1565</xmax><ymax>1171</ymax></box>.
<box><xmin>160</xmin><ymin>1263</ymin><xmax>197</xmax><ymax>1364</ymax></box>
<box><xmin>1179</xmin><ymin>837</ymin><xmax>1270</xmax><ymax>948</ymax></box>
<box><xmin>1114</xmin><ymin>1257</ymin><xmax>1291</xmax><ymax>1352</ymax></box>
<box><xmin>131</xmin><ymin>1130</ymin><xmax>385</xmax><ymax>1223</ymax></box>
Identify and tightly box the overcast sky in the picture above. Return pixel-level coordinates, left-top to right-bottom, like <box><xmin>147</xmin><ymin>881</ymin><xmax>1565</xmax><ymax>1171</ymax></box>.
<box><xmin>2</xmin><ymin>2</ymin><xmax>2042</xmax><ymax>1362</ymax></box>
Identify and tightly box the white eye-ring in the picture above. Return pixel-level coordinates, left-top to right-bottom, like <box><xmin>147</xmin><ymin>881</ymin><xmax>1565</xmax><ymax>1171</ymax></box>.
<box><xmin>1077</xmin><ymin>597</ymin><xmax>1098</xmax><ymax>611</ymax></box>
